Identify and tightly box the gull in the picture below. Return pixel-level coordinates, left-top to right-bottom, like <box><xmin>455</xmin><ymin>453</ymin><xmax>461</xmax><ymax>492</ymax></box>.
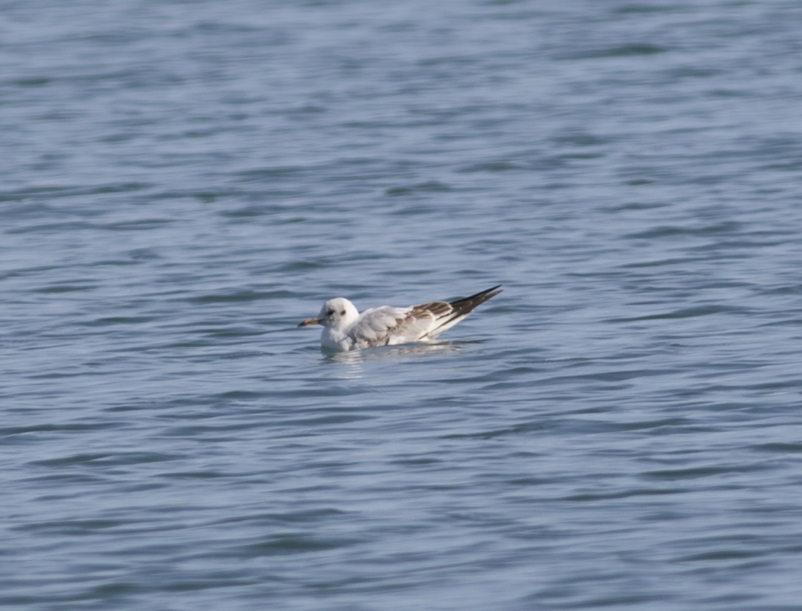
<box><xmin>298</xmin><ymin>285</ymin><xmax>502</xmax><ymax>352</ymax></box>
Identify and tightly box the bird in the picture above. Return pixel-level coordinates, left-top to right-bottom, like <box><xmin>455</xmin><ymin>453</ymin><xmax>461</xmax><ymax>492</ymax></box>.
<box><xmin>298</xmin><ymin>285</ymin><xmax>502</xmax><ymax>352</ymax></box>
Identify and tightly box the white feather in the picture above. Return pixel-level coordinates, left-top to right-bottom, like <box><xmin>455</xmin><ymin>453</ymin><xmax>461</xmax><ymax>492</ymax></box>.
<box><xmin>299</xmin><ymin>286</ymin><xmax>502</xmax><ymax>352</ymax></box>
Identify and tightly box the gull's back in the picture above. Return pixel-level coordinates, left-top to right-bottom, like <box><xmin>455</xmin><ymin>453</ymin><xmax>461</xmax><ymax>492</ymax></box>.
<box><xmin>310</xmin><ymin>286</ymin><xmax>502</xmax><ymax>352</ymax></box>
<box><xmin>345</xmin><ymin>305</ymin><xmax>441</xmax><ymax>349</ymax></box>
<box><xmin>343</xmin><ymin>286</ymin><xmax>502</xmax><ymax>350</ymax></box>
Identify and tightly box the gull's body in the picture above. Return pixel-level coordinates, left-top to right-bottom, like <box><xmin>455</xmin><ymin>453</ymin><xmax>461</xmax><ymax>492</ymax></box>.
<box><xmin>298</xmin><ymin>286</ymin><xmax>502</xmax><ymax>352</ymax></box>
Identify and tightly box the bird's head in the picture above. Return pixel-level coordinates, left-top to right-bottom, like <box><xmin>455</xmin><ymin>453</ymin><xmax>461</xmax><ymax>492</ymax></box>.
<box><xmin>298</xmin><ymin>297</ymin><xmax>359</xmax><ymax>329</ymax></box>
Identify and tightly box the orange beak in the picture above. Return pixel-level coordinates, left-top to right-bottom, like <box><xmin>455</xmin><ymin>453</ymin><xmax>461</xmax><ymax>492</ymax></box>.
<box><xmin>298</xmin><ymin>318</ymin><xmax>322</xmax><ymax>327</ymax></box>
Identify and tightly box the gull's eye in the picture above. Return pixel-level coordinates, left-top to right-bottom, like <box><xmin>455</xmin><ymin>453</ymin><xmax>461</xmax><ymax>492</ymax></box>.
<box><xmin>327</xmin><ymin>309</ymin><xmax>335</xmax><ymax>316</ymax></box>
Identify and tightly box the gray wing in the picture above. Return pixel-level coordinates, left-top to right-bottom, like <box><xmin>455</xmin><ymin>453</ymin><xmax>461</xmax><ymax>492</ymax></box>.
<box><xmin>347</xmin><ymin>303</ymin><xmax>452</xmax><ymax>348</ymax></box>
<box><xmin>346</xmin><ymin>286</ymin><xmax>502</xmax><ymax>349</ymax></box>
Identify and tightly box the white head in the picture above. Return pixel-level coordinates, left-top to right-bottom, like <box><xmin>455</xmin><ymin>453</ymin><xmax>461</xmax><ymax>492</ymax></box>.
<box><xmin>298</xmin><ymin>297</ymin><xmax>359</xmax><ymax>330</ymax></box>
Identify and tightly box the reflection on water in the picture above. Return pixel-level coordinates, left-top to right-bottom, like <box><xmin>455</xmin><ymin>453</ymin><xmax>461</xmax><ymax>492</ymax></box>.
<box><xmin>324</xmin><ymin>340</ymin><xmax>478</xmax><ymax>363</ymax></box>
<box><xmin>321</xmin><ymin>341</ymin><xmax>481</xmax><ymax>378</ymax></box>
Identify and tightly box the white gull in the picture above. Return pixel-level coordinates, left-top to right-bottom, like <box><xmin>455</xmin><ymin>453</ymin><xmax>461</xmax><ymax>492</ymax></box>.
<box><xmin>298</xmin><ymin>286</ymin><xmax>502</xmax><ymax>352</ymax></box>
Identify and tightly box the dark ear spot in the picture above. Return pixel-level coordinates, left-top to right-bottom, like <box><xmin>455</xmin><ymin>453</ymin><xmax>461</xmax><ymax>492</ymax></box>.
<box><xmin>340</xmin><ymin>310</ymin><xmax>346</xmax><ymax>315</ymax></box>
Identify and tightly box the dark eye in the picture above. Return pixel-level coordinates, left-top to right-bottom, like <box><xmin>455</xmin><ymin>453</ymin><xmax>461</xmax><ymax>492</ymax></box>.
<box><xmin>327</xmin><ymin>309</ymin><xmax>334</xmax><ymax>316</ymax></box>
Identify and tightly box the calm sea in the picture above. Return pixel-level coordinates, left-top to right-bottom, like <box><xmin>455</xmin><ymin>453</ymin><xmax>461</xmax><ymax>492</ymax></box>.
<box><xmin>3</xmin><ymin>1</ymin><xmax>802</xmax><ymax>609</ymax></box>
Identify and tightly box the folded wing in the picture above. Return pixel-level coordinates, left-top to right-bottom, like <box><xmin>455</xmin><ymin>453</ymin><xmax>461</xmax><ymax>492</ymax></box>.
<box><xmin>347</xmin><ymin>305</ymin><xmax>441</xmax><ymax>348</ymax></box>
<box><xmin>346</xmin><ymin>285</ymin><xmax>502</xmax><ymax>348</ymax></box>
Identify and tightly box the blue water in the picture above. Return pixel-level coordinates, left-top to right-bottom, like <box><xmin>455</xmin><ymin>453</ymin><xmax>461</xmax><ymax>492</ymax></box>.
<box><xmin>3</xmin><ymin>1</ymin><xmax>802</xmax><ymax>609</ymax></box>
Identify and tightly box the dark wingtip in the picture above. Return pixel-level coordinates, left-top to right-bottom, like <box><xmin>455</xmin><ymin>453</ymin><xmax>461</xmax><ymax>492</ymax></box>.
<box><xmin>448</xmin><ymin>285</ymin><xmax>503</xmax><ymax>317</ymax></box>
<box><xmin>467</xmin><ymin>285</ymin><xmax>503</xmax><ymax>300</ymax></box>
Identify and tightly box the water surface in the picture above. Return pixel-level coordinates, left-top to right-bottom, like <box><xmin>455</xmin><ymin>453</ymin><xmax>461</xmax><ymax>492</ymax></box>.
<box><xmin>3</xmin><ymin>1</ymin><xmax>802</xmax><ymax>609</ymax></box>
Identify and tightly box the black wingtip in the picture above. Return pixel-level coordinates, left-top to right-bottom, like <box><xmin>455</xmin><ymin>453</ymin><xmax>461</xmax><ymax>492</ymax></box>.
<box><xmin>448</xmin><ymin>285</ymin><xmax>503</xmax><ymax>316</ymax></box>
<box><xmin>461</xmin><ymin>285</ymin><xmax>503</xmax><ymax>301</ymax></box>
